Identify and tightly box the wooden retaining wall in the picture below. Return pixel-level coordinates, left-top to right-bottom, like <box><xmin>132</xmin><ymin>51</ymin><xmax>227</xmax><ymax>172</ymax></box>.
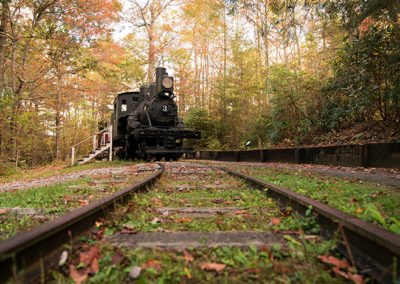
<box><xmin>184</xmin><ymin>142</ymin><xmax>400</xmax><ymax>168</ymax></box>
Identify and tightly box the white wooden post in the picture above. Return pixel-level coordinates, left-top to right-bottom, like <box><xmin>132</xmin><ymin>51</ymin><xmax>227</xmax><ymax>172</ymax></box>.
<box><xmin>93</xmin><ymin>135</ymin><xmax>97</xmax><ymax>152</ymax></box>
<box><xmin>71</xmin><ymin>147</ymin><xmax>75</xmax><ymax>166</ymax></box>
<box><xmin>109</xmin><ymin>125</ymin><xmax>113</xmax><ymax>161</ymax></box>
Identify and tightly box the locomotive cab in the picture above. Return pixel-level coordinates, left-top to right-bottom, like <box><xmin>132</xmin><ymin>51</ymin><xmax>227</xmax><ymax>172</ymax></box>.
<box><xmin>111</xmin><ymin>91</ymin><xmax>140</xmax><ymax>146</ymax></box>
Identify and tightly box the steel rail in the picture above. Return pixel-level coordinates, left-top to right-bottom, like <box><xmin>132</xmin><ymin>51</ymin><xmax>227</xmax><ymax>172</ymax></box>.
<box><xmin>221</xmin><ymin>167</ymin><xmax>400</xmax><ymax>284</ymax></box>
<box><xmin>0</xmin><ymin>164</ymin><xmax>164</xmax><ymax>283</ymax></box>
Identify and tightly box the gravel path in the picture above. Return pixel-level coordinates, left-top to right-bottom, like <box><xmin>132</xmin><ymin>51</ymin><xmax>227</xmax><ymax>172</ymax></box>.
<box><xmin>0</xmin><ymin>163</ymin><xmax>157</xmax><ymax>192</ymax></box>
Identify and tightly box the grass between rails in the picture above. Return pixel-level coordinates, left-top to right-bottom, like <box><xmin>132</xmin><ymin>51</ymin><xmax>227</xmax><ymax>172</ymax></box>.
<box><xmin>111</xmin><ymin>171</ymin><xmax>286</xmax><ymax>232</ymax></box>
<box><xmin>227</xmin><ymin>165</ymin><xmax>400</xmax><ymax>235</ymax></box>
<box><xmin>44</xmin><ymin>167</ymin><xmax>356</xmax><ymax>283</ymax></box>
<box><xmin>49</xmin><ymin>237</ymin><xmax>343</xmax><ymax>283</ymax></box>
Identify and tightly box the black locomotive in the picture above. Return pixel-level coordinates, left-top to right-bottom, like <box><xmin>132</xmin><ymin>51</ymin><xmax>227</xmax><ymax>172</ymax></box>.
<box><xmin>111</xmin><ymin>67</ymin><xmax>201</xmax><ymax>160</ymax></box>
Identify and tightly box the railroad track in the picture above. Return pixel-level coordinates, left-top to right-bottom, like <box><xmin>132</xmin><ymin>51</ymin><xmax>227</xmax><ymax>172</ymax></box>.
<box><xmin>0</xmin><ymin>162</ymin><xmax>399</xmax><ymax>283</ymax></box>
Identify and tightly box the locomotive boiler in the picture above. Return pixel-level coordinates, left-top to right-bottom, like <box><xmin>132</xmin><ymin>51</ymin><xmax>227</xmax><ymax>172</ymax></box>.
<box><xmin>111</xmin><ymin>67</ymin><xmax>201</xmax><ymax>160</ymax></box>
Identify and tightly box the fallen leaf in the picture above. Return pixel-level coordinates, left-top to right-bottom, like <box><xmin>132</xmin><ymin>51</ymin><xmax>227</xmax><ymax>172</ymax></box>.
<box><xmin>129</xmin><ymin>266</ymin><xmax>142</xmax><ymax>279</ymax></box>
<box><xmin>348</xmin><ymin>273</ymin><xmax>364</xmax><ymax>284</ymax></box>
<box><xmin>234</xmin><ymin>210</ymin><xmax>247</xmax><ymax>214</ymax></box>
<box><xmin>356</xmin><ymin>207</ymin><xmax>363</xmax><ymax>213</ymax></box>
<box><xmin>317</xmin><ymin>255</ymin><xmax>355</xmax><ymax>272</ymax></box>
<box><xmin>376</xmin><ymin>204</ymin><xmax>388</xmax><ymax>217</ymax></box>
<box><xmin>224</xmin><ymin>200</ymin><xmax>234</xmax><ymax>205</ymax></box>
<box><xmin>350</xmin><ymin>197</ymin><xmax>359</xmax><ymax>204</ymax></box>
<box><xmin>174</xmin><ymin>217</ymin><xmax>192</xmax><ymax>223</ymax></box>
<box><xmin>69</xmin><ymin>265</ymin><xmax>87</xmax><ymax>284</ymax></box>
<box><xmin>150</xmin><ymin>197</ymin><xmax>161</xmax><ymax>203</ymax></box>
<box><xmin>244</xmin><ymin>268</ymin><xmax>261</xmax><ymax>274</ymax></box>
<box><xmin>212</xmin><ymin>198</ymin><xmax>224</xmax><ymax>204</ymax></box>
<box><xmin>0</xmin><ymin>208</ymin><xmax>10</xmax><ymax>214</ymax></box>
<box><xmin>151</xmin><ymin>217</ymin><xmax>160</xmax><ymax>224</ymax></box>
<box><xmin>79</xmin><ymin>247</ymin><xmax>100</xmax><ymax>268</ymax></box>
<box><xmin>182</xmin><ymin>248</ymin><xmax>194</xmax><ymax>262</ymax></box>
<box><xmin>200</xmin><ymin>262</ymin><xmax>226</xmax><ymax>272</ymax></box>
<box><xmin>142</xmin><ymin>260</ymin><xmax>162</xmax><ymax>271</ymax></box>
<box><xmin>184</xmin><ymin>267</ymin><xmax>191</xmax><ymax>279</ymax></box>
<box><xmin>59</xmin><ymin>251</ymin><xmax>68</xmax><ymax>266</ymax></box>
<box><xmin>120</xmin><ymin>229</ymin><xmax>138</xmax><ymax>234</ymax></box>
<box><xmin>79</xmin><ymin>199</ymin><xmax>89</xmax><ymax>206</ymax></box>
<box><xmin>271</xmin><ymin>217</ymin><xmax>280</xmax><ymax>226</ymax></box>
<box><xmin>91</xmin><ymin>257</ymin><xmax>99</xmax><ymax>273</ymax></box>
<box><xmin>110</xmin><ymin>250</ymin><xmax>123</xmax><ymax>265</ymax></box>
<box><xmin>304</xmin><ymin>235</ymin><xmax>318</xmax><ymax>241</ymax></box>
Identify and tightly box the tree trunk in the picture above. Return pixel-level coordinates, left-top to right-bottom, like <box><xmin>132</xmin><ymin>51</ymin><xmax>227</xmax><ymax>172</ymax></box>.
<box><xmin>147</xmin><ymin>3</ymin><xmax>156</xmax><ymax>82</ymax></box>
<box><xmin>55</xmin><ymin>69</ymin><xmax>63</xmax><ymax>160</ymax></box>
<box><xmin>0</xmin><ymin>2</ymin><xmax>9</xmax><ymax>86</ymax></box>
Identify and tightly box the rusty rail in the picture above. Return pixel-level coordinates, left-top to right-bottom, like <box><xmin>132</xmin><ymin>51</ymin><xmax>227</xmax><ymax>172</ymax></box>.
<box><xmin>221</xmin><ymin>167</ymin><xmax>400</xmax><ymax>284</ymax></box>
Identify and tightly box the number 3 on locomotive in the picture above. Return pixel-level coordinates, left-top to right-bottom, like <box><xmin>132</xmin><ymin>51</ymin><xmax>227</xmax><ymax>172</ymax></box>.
<box><xmin>162</xmin><ymin>105</ymin><xmax>169</xmax><ymax>113</ymax></box>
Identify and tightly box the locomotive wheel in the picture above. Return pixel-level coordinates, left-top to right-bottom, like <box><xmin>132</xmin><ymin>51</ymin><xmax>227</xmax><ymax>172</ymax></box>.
<box><xmin>116</xmin><ymin>147</ymin><xmax>126</xmax><ymax>159</ymax></box>
<box><xmin>172</xmin><ymin>154</ymin><xmax>181</xmax><ymax>161</ymax></box>
<box><xmin>136</xmin><ymin>141</ymin><xmax>147</xmax><ymax>160</ymax></box>
<box><xmin>125</xmin><ymin>138</ymin><xmax>136</xmax><ymax>160</ymax></box>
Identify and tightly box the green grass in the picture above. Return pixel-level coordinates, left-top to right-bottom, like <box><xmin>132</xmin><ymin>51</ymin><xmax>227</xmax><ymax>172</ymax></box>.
<box><xmin>0</xmin><ymin>160</ymin><xmax>138</xmax><ymax>183</ymax></box>
<box><xmin>229</xmin><ymin>165</ymin><xmax>400</xmax><ymax>235</ymax></box>
<box><xmin>0</xmin><ymin>178</ymin><xmax>90</xmax><ymax>210</ymax></box>
<box><xmin>115</xmin><ymin>174</ymin><xmax>281</xmax><ymax>232</ymax></box>
<box><xmin>0</xmin><ymin>171</ymin><xmax>153</xmax><ymax>241</ymax></box>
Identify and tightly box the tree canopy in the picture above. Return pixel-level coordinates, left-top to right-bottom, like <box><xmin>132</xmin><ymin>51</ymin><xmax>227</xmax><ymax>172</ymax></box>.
<box><xmin>0</xmin><ymin>0</ymin><xmax>399</xmax><ymax>168</ymax></box>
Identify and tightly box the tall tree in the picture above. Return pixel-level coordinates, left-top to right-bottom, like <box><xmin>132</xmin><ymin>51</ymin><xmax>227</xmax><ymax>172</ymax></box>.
<box><xmin>127</xmin><ymin>0</ymin><xmax>173</xmax><ymax>82</ymax></box>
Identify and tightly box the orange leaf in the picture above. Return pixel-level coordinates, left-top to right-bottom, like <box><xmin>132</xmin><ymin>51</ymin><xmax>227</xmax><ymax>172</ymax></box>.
<box><xmin>175</xmin><ymin>217</ymin><xmax>192</xmax><ymax>223</ymax></box>
<box><xmin>271</xmin><ymin>217</ymin><xmax>280</xmax><ymax>226</ymax></box>
<box><xmin>120</xmin><ymin>229</ymin><xmax>137</xmax><ymax>234</ymax></box>
<box><xmin>151</xmin><ymin>197</ymin><xmax>161</xmax><ymax>203</ymax></box>
<box><xmin>91</xmin><ymin>257</ymin><xmax>99</xmax><ymax>273</ymax></box>
<box><xmin>69</xmin><ymin>265</ymin><xmax>87</xmax><ymax>284</ymax></box>
<box><xmin>0</xmin><ymin>208</ymin><xmax>10</xmax><ymax>214</ymax></box>
<box><xmin>200</xmin><ymin>262</ymin><xmax>226</xmax><ymax>272</ymax></box>
<box><xmin>184</xmin><ymin>267</ymin><xmax>191</xmax><ymax>279</ymax></box>
<box><xmin>142</xmin><ymin>260</ymin><xmax>162</xmax><ymax>271</ymax></box>
<box><xmin>356</xmin><ymin>207</ymin><xmax>363</xmax><ymax>213</ymax></box>
<box><xmin>182</xmin><ymin>248</ymin><xmax>194</xmax><ymax>262</ymax></box>
<box><xmin>317</xmin><ymin>255</ymin><xmax>354</xmax><ymax>272</ymax></box>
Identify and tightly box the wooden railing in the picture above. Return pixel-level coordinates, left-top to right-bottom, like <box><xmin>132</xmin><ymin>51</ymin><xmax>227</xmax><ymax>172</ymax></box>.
<box><xmin>71</xmin><ymin>125</ymin><xmax>113</xmax><ymax>166</ymax></box>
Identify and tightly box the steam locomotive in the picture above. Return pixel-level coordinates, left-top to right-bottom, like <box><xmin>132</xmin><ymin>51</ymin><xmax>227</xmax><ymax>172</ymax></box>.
<box><xmin>111</xmin><ymin>67</ymin><xmax>201</xmax><ymax>160</ymax></box>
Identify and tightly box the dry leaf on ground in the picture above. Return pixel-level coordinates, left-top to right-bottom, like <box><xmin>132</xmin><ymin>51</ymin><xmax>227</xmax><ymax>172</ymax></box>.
<box><xmin>182</xmin><ymin>248</ymin><xmax>194</xmax><ymax>262</ymax></box>
<box><xmin>200</xmin><ymin>262</ymin><xmax>226</xmax><ymax>272</ymax></box>
<box><xmin>69</xmin><ymin>265</ymin><xmax>88</xmax><ymax>284</ymax></box>
<box><xmin>142</xmin><ymin>259</ymin><xmax>162</xmax><ymax>271</ymax></box>
<box><xmin>271</xmin><ymin>217</ymin><xmax>280</xmax><ymax>226</ymax></box>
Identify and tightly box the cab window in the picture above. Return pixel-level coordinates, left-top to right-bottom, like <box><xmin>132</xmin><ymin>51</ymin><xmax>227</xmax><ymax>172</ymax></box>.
<box><xmin>121</xmin><ymin>100</ymin><xmax>127</xmax><ymax>112</ymax></box>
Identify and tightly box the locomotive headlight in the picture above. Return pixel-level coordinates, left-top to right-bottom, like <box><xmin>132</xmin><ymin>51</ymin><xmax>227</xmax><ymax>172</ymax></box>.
<box><xmin>161</xmin><ymin>76</ymin><xmax>173</xmax><ymax>89</ymax></box>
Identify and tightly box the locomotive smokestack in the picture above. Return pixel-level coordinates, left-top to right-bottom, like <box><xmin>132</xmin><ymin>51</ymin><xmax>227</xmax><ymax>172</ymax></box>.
<box><xmin>156</xmin><ymin>67</ymin><xmax>166</xmax><ymax>95</ymax></box>
<box><xmin>155</xmin><ymin>67</ymin><xmax>173</xmax><ymax>96</ymax></box>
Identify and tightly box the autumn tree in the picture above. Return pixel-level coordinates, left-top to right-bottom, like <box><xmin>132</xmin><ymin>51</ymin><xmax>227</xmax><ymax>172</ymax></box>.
<box><xmin>126</xmin><ymin>0</ymin><xmax>174</xmax><ymax>82</ymax></box>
